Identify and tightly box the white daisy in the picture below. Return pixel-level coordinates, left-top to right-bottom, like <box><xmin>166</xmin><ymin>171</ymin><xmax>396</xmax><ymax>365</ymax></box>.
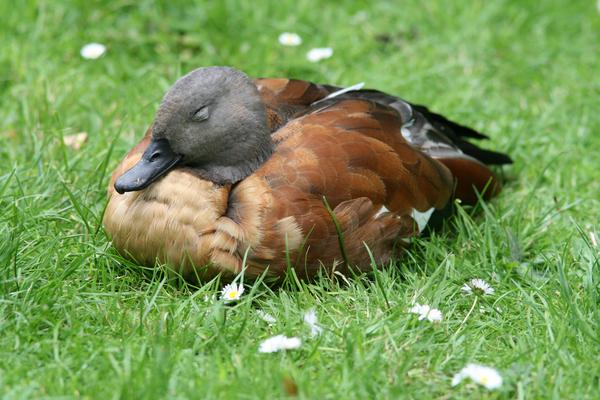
<box><xmin>409</xmin><ymin>303</ymin><xmax>443</xmax><ymax>323</ymax></box>
<box><xmin>80</xmin><ymin>43</ymin><xmax>106</xmax><ymax>59</ymax></box>
<box><xmin>306</xmin><ymin>47</ymin><xmax>333</xmax><ymax>62</ymax></box>
<box><xmin>426</xmin><ymin>307</ymin><xmax>443</xmax><ymax>322</ymax></box>
<box><xmin>258</xmin><ymin>335</ymin><xmax>302</xmax><ymax>353</ymax></box>
<box><xmin>221</xmin><ymin>282</ymin><xmax>244</xmax><ymax>302</ymax></box>
<box><xmin>278</xmin><ymin>32</ymin><xmax>302</xmax><ymax>46</ymax></box>
<box><xmin>409</xmin><ymin>303</ymin><xmax>428</xmax><ymax>318</ymax></box>
<box><xmin>462</xmin><ymin>278</ymin><xmax>494</xmax><ymax>296</ymax></box>
<box><xmin>256</xmin><ymin>310</ymin><xmax>276</xmax><ymax>326</ymax></box>
<box><xmin>451</xmin><ymin>363</ymin><xmax>503</xmax><ymax>390</ymax></box>
<box><xmin>303</xmin><ymin>309</ymin><xmax>323</xmax><ymax>337</ymax></box>
<box><xmin>62</xmin><ymin>132</ymin><xmax>88</xmax><ymax>150</ymax></box>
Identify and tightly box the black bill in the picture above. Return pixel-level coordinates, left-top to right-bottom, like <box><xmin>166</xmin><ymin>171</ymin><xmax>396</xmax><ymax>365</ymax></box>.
<box><xmin>114</xmin><ymin>138</ymin><xmax>182</xmax><ymax>194</ymax></box>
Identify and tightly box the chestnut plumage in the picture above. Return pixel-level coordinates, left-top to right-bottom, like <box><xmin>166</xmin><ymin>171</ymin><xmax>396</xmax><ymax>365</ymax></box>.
<box><xmin>103</xmin><ymin>67</ymin><xmax>511</xmax><ymax>282</ymax></box>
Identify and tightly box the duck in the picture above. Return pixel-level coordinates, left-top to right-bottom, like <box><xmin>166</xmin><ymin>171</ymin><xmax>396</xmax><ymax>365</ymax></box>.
<box><xmin>103</xmin><ymin>66</ymin><xmax>511</xmax><ymax>282</ymax></box>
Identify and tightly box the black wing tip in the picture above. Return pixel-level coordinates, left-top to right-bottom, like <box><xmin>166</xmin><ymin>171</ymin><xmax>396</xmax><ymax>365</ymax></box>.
<box><xmin>410</xmin><ymin>104</ymin><xmax>511</xmax><ymax>165</ymax></box>
<box><xmin>462</xmin><ymin>145</ymin><xmax>513</xmax><ymax>165</ymax></box>
<box><xmin>482</xmin><ymin>151</ymin><xmax>513</xmax><ymax>165</ymax></box>
<box><xmin>411</xmin><ymin>104</ymin><xmax>489</xmax><ymax>140</ymax></box>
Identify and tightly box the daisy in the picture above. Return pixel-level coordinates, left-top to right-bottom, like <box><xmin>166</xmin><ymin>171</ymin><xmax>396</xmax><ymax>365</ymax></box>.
<box><xmin>306</xmin><ymin>47</ymin><xmax>333</xmax><ymax>62</ymax></box>
<box><xmin>462</xmin><ymin>278</ymin><xmax>494</xmax><ymax>296</ymax></box>
<box><xmin>63</xmin><ymin>132</ymin><xmax>88</xmax><ymax>150</ymax></box>
<box><xmin>451</xmin><ymin>363</ymin><xmax>503</xmax><ymax>390</ymax></box>
<box><xmin>303</xmin><ymin>309</ymin><xmax>323</xmax><ymax>337</ymax></box>
<box><xmin>409</xmin><ymin>303</ymin><xmax>443</xmax><ymax>323</ymax></box>
<box><xmin>256</xmin><ymin>310</ymin><xmax>276</xmax><ymax>326</ymax></box>
<box><xmin>278</xmin><ymin>32</ymin><xmax>302</xmax><ymax>46</ymax></box>
<box><xmin>80</xmin><ymin>43</ymin><xmax>106</xmax><ymax>59</ymax></box>
<box><xmin>426</xmin><ymin>307</ymin><xmax>443</xmax><ymax>322</ymax></box>
<box><xmin>221</xmin><ymin>282</ymin><xmax>244</xmax><ymax>302</ymax></box>
<box><xmin>258</xmin><ymin>335</ymin><xmax>302</xmax><ymax>353</ymax></box>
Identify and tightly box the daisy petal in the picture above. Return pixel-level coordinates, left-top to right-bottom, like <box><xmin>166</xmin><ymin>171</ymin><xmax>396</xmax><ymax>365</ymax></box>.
<box><xmin>462</xmin><ymin>278</ymin><xmax>494</xmax><ymax>296</ymax></box>
<box><xmin>258</xmin><ymin>335</ymin><xmax>302</xmax><ymax>353</ymax></box>
<box><xmin>80</xmin><ymin>43</ymin><xmax>106</xmax><ymax>59</ymax></box>
<box><xmin>306</xmin><ymin>47</ymin><xmax>333</xmax><ymax>62</ymax></box>
<box><xmin>278</xmin><ymin>32</ymin><xmax>302</xmax><ymax>46</ymax></box>
<box><xmin>221</xmin><ymin>282</ymin><xmax>244</xmax><ymax>302</ymax></box>
<box><xmin>303</xmin><ymin>309</ymin><xmax>323</xmax><ymax>337</ymax></box>
<box><xmin>426</xmin><ymin>308</ymin><xmax>443</xmax><ymax>322</ymax></box>
<box><xmin>452</xmin><ymin>364</ymin><xmax>502</xmax><ymax>390</ymax></box>
<box><xmin>409</xmin><ymin>303</ymin><xmax>442</xmax><ymax>323</ymax></box>
<box><xmin>257</xmin><ymin>310</ymin><xmax>276</xmax><ymax>325</ymax></box>
<box><xmin>63</xmin><ymin>132</ymin><xmax>88</xmax><ymax>150</ymax></box>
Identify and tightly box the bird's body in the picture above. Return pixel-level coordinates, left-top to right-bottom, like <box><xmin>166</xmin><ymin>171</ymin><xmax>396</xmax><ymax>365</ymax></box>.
<box><xmin>104</xmin><ymin>68</ymin><xmax>511</xmax><ymax>282</ymax></box>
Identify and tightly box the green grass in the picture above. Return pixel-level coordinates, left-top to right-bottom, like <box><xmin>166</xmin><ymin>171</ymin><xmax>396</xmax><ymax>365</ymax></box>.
<box><xmin>1</xmin><ymin>0</ymin><xmax>599</xmax><ymax>398</ymax></box>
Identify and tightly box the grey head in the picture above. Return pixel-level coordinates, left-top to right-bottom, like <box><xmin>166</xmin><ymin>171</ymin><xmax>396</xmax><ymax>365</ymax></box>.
<box><xmin>114</xmin><ymin>67</ymin><xmax>273</xmax><ymax>194</ymax></box>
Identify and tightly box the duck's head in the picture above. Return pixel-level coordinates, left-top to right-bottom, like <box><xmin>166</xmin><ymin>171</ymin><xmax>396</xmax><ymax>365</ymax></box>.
<box><xmin>114</xmin><ymin>66</ymin><xmax>272</xmax><ymax>194</ymax></box>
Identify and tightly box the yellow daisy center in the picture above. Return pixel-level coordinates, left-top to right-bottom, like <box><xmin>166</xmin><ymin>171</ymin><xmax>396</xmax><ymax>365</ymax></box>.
<box><xmin>228</xmin><ymin>291</ymin><xmax>238</xmax><ymax>299</ymax></box>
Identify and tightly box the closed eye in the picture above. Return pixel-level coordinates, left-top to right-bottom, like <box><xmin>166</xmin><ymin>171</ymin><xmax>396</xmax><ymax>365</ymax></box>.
<box><xmin>192</xmin><ymin>106</ymin><xmax>209</xmax><ymax>122</ymax></box>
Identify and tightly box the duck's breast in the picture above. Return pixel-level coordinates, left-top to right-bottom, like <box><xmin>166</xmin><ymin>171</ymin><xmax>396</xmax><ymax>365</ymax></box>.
<box><xmin>103</xmin><ymin>131</ymin><xmax>239</xmax><ymax>279</ymax></box>
<box><xmin>104</xmin><ymin>166</ymin><xmax>231</xmax><ymax>279</ymax></box>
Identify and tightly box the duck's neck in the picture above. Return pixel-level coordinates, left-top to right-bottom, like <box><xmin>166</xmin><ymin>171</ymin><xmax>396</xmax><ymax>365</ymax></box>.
<box><xmin>190</xmin><ymin>127</ymin><xmax>274</xmax><ymax>185</ymax></box>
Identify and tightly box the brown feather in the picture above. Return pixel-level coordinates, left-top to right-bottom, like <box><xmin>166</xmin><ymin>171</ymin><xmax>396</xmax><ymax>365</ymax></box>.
<box><xmin>437</xmin><ymin>157</ymin><xmax>502</xmax><ymax>204</ymax></box>
<box><xmin>104</xmin><ymin>77</ymin><xmax>506</xmax><ymax>282</ymax></box>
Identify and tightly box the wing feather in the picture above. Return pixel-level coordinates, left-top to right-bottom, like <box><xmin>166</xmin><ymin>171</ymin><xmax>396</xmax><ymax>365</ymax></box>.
<box><xmin>246</xmin><ymin>98</ymin><xmax>455</xmax><ymax>276</ymax></box>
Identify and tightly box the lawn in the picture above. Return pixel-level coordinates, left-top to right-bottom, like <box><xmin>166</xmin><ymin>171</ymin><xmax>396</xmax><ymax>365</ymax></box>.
<box><xmin>1</xmin><ymin>0</ymin><xmax>599</xmax><ymax>398</ymax></box>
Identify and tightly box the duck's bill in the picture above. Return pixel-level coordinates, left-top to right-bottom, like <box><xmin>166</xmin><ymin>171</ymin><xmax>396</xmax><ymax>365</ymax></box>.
<box><xmin>114</xmin><ymin>138</ymin><xmax>182</xmax><ymax>194</ymax></box>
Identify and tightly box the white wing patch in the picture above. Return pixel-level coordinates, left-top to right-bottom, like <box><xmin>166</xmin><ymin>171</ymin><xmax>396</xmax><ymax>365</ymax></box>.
<box><xmin>374</xmin><ymin>206</ymin><xmax>390</xmax><ymax>218</ymax></box>
<box><xmin>374</xmin><ymin>206</ymin><xmax>435</xmax><ymax>233</ymax></box>
<box><xmin>410</xmin><ymin>207</ymin><xmax>435</xmax><ymax>233</ymax></box>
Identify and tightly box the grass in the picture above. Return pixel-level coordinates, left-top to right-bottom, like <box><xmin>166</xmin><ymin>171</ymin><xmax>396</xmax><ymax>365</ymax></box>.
<box><xmin>1</xmin><ymin>0</ymin><xmax>599</xmax><ymax>398</ymax></box>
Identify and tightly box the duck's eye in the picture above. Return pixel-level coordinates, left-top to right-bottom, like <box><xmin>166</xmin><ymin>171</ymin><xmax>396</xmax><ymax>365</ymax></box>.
<box><xmin>149</xmin><ymin>150</ymin><xmax>161</xmax><ymax>162</ymax></box>
<box><xmin>191</xmin><ymin>106</ymin><xmax>209</xmax><ymax>122</ymax></box>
